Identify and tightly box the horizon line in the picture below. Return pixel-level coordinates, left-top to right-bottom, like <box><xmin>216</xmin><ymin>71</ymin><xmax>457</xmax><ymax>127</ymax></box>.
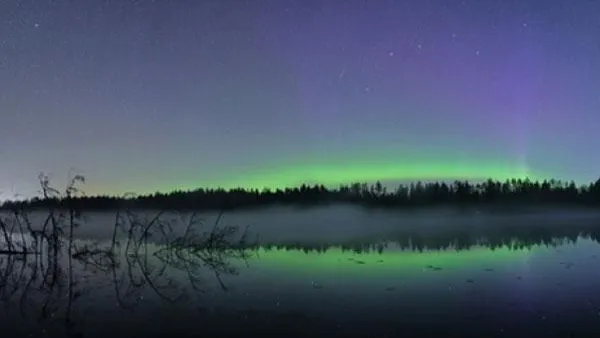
<box><xmin>2</xmin><ymin>175</ymin><xmax>596</xmax><ymax>202</ymax></box>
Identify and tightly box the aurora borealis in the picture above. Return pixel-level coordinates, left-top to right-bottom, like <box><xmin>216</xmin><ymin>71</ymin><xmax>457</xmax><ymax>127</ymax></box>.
<box><xmin>1</xmin><ymin>0</ymin><xmax>600</xmax><ymax>197</ymax></box>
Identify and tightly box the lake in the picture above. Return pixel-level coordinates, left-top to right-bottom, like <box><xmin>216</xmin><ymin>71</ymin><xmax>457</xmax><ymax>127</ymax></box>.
<box><xmin>2</xmin><ymin>206</ymin><xmax>600</xmax><ymax>337</ymax></box>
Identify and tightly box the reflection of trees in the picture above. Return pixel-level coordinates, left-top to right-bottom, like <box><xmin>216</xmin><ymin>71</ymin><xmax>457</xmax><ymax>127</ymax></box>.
<box><xmin>0</xmin><ymin>176</ymin><xmax>253</xmax><ymax>337</ymax></box>
<box><xmin>0</xmin><ymin>220</ymin><xmax>251</xmax><ymax>336</ymax></box>
<box><xmin>0</xmin><ymin>239</ymin><xmax>79</xmax><ymax>336</ymax></box>
<box><xmin>258</xmin><ymin>225</ymin><xmax>600</xmax><ymax>254</ymax></box>
<box><xmin>74</xmin><ymin>209</ymin><xmax>255</xmax><ymax>310</ymax></box>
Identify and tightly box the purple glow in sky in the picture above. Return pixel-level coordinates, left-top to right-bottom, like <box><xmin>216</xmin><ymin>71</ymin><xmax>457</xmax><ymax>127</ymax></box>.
<box><xmin>1</xmin><ymin>0</ymin><xmax>599</xmax><ymax>197</ymax></box>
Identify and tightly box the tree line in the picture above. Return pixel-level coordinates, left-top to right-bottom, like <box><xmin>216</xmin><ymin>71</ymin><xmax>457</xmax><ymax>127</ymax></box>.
<box><xmin>3</xmin><ymin>177</ymin><xmax>600</xmax><ymax>211</ymax></box>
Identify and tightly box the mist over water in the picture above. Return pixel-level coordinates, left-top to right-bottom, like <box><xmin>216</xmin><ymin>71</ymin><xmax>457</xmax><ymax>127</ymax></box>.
<box><xmin>8</xmin><ymin>205</ymin><xmax>600</xmax><ymax>244</ymax></box>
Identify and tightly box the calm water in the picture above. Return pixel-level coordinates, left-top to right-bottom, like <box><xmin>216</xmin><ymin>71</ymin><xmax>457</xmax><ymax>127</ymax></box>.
<box><xmin>2</xmin><ymin>207</ymin><xmax>600</xmax><ymax>337</ymax></box>
<box><xmin>11</xmin><ymin>205</ymin><xmax>600</xmax><ymax>244</ymax></box>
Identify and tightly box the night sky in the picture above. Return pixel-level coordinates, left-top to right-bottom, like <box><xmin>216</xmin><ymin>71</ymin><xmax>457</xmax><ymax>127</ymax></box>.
<box><xmin>1</xmin><ymin>0</ymin><xmax>600</xmax><ymax>198</ymax></box>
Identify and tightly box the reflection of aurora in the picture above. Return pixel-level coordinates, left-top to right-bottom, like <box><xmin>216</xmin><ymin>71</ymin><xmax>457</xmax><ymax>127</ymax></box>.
<box><xmin>247</xmin><ymin>244</ymin><xmax>532</xmax><ymax>277</ymax></box>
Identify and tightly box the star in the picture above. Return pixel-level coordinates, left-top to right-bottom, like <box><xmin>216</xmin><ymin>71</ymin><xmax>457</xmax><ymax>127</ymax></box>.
<box><xmin>417</xmin><ymin>44</ymin><xmax>422</xmax><ymax>50</ymax></box>
<box><xmin>34</xmin><ymin>23</ymin><xmax>40</xmax><ymax>28</ymax></box>
<box><xmin>388</xmin><ymin>51</ymin><xmax>394</xmax><ymax>57</ymax></box>
<box><xmin>475</xmin><ymin>50</ymin><xmax>480</xmax><ymax>56</ymax></box>
<box><xmin>364</xmin><ymin>86</ymin><xmax>370</xmax><ymax>92</ymax></box>
<box><xmin>452</xmin><ymin>33</ymin><xmax>457</xmax><ymax>39</ymax></box>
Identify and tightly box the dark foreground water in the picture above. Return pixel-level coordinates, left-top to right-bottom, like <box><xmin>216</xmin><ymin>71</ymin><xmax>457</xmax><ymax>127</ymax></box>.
<box><xmin>3</xmin><ymin>207</ymin><xmax>600</xmax><ymax>337</ymax></box>
<box><xmin>1</xmin><ymin>236</ymin><xmax>600</xmax><ymax>337</ymax></box>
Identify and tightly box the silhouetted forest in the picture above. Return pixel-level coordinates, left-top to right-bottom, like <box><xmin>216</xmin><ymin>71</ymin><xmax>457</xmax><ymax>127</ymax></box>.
<box><xmin>3</xmin><ymin>178</ymin><xmax>600</xmax><ymax>211</ymax></box>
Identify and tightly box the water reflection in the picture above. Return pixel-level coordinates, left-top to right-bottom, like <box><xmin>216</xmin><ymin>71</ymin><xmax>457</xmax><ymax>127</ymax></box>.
<box><xmin>2</xmin><ymin>231</ymin><xmax>600</xmax><ymax>336</ymax></box>
<box><xmin>0</xmin><ymin>206</ymin><xmax>255</xmax><ymax>337</ymax></box>
<box><xmin>258</xmin><ymin>226</ymin><xmax>600</xmax><ymax>253</ymax></box>
<box><xmin>0</xmin><ymin>236</ymin><xmax>256</xmax><ymax>337</ymax></box>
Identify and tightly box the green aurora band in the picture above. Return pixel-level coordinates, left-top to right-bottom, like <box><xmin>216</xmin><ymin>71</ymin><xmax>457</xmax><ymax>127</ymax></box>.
<box><xmin>89</xmin><ymin>156</ymin><xmax>557</xmax><ymax>196</ymax></box>
<box><xmin>191</xmin><ymin>160</ymin><xmax>540</xmax><ymax>191</ymax></box>
<box><xmin>71</xmin><ymin>130</ymin><xmax>566</xmax><ymax>194</ymax></box>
